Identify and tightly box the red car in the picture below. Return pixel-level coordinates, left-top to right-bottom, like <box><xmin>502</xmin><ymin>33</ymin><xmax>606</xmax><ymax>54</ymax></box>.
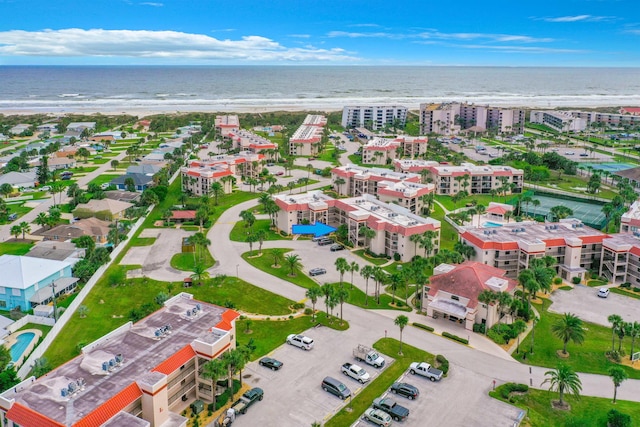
<box><xmin>276</xmin><ymin>171</ymin><xmax>284</xmax><ymax>176</ymax></box>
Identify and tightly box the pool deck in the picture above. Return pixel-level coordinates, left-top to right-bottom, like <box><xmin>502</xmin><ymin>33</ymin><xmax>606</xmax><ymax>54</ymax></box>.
<box><xmin>3</xmin><ymin>328</ymin><xmax>43</xmax><ymax>369</ymax></box>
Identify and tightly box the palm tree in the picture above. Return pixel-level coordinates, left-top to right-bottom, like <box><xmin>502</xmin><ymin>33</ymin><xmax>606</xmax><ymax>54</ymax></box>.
<box><xmin>239</xmin><ymin>210</ymin><xmax>256</xmax><ymax>231</ymax></box>
<box><xmin>334</xmin><ymin>257</ymin><xmax>349</xmax><ymax>287</ymax></box>
<box><xmin>306</xmin><ymin>286</ymin><xmax>322</xmax><ymax>322</ymax></box>
<box><xmin>608</xmin><ymin>366</ymin><xmax>628</xmax><ymax>404</ymax></box>
<box><xmin>222</xmin><ymin>350</ymin><xmax>243</xmax><ymax>401</ymax></box>
<box><xmin>373</xmin><ymin>266</ymin><xmax>387</xmax><ymax>305</ymax></box>
<box><xmin>418</xmin><ymin>230</ymin><xmax>437</xmax><ymax>258</ymax></box>
<box><xmin>271</xmin><ymin>248</ymin><xmax>283</xmax><ymax>267</ymax></box>
<box><xmin>477</xmin><ymin>290</ymin><xmax>497</xmax><ymax>334</ymax></box>
<box><xmin>552</xmin><ymin>313</ymin><xmax>585</xmax><ymax>355</ymax></box>
<box><xmin>388</xmin><ymin>272</ymin><xmax>404</xmax><ymax>302</ymax></box>
<box><xmin>358</xmin><ymin>226</ymin><xmax>376</xmax><ymax>251</ymax></box>
<box><xmin>254</xmin><ymin>230</ymin><xmax>267</xmax><ymax>255</ymax></box>
<box><xmin>210</xmin><ymin>182</ymin><xmax>224</xmax><ymax>206</ymax></box>
<box><xmin>395</xmin><ymin>315</ymin><xmax>409</xmax><ymax>355</ymax></box>
<box><xmin>360</xmin><ymin>265</ymin><xmax>374</xmax><ymax>306</ymax></box>
<box><xmin>336</xmin><ymin>287</ymin><xmax>349</xmax><ymax>322</ymax></box>
<box><xmin>542</xmin><ymin>364</ymin><xmax>582</xmax><ymax>408</ymax></box>
<box><xmin>10</xmin><ymin>225</ymin><xmax>21</xmax><ymax>240</ymax></box>
<box><xmin>190</xmin><ymin>264</ymin><xmax>210</xmax><ymax>285</ymax></box>
<box><xmin>18</xmin><ymin>221</ymin><xmax>31</xmax><ymax>239</ymax></box>
<box><xmin>321</xmin><ymin>283</ymin><xmax>336</xmax><ymax>317</ymax></box>
<box><xmin>348</xmin><ymin>261</ymin><xmax>359</xmax><ymax>290</ymax></box>
<box><xmin>35</xmin><ymin>212</ymin><xmax>49</xmax><ymax>229</ymax></box>
<box><xmin>608</xmin><ymin>314</ymin><xmax>623</xmax><ymax>353</ymax></box>
<box><xmin>284</xmin><ymin>254</ymin><xmax>301</xmax><ymax>276</ymax></box>
<box><xmin>628</xmin><ymin>321</ymin><xmax>640</xmax><ymax>360</ymax></box>
<box><xmin>246</xmin><ymin>233</ymin><xmax>259</xmax><ymax>255</ymax></box>
<box><xmin>201</xmin><ymin>358</ymin><xmax>227</xmax><ymax>410</ymax></box>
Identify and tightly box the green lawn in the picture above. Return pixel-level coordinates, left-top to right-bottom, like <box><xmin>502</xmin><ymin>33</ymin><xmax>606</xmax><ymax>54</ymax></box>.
<box><xmin>587</xmin><ymin>279</ymin><xmax>607</xmax><ymax>287</ymax></box>
<box><xmin>351</xmin><ymin>249</ymin><xmax>389</xmax><ymax>265</ymax></box>
<box><xmin>490</xmin><ymin>383</ymin><xmax>640</xmax><ymax>427</ymax></box>
<box><xmin>326</xmin><ymin>338</ymin><xmax>436</xmax><ymax>427</ymax></box>
<box><xmin>514</xmin><ymin>299</ymin><xmax>640</xmax><ymax>379</ymax></box>
<box><xmin>610</xmin><ymin>287</ymin><xmax>640</xmax><ymax>300</ymax></box>
<box><xmin>0</xmin><ymin>241</ymin><xmax>34</xmax><ymax>255</ymax></box>
<box><xmin>229</xmin><ymin>219</ymin><xmax>285</xmax><ymax>242</ymax></box>
<box><xmin>88</xmin><ymin>174</ymin><xmax>121</xmax><ymax>187</ymax></box>
<box><xmin>241</xmin><ymin>248</ymin><xmax>320</xmax><ymax>289</ymax></box>
<box><xmin>170</xmin><ymin>251</ymin><xmax>215</xmax><ymax>271</ymax></box>
<box><xmin>435</xmin><ymin>194</ymin><xmax>502</xmax><ymax>212</ymax></box>
<box><xmin>430</xmin><ymin>203</ymin><xmax>458</xmax><ymax>251</ymax></box>
<box><xmin>340</xmin><ymin>283</ymin><xmax>413</xmax><ymax>311</ymax></box>
<box><xmin>0</xmin><ymin>203</ymin><xmax>32</xmax><ymax>224</ymax></box>
<box><xmin>237</xmin><ymin>312</ymin><xmax>348</xmax><ymax>360</ymax></box>
<box><xmin>130</xmin><ymin>237</ymin><xmax>157</xmax><ymax>246</ymax></box>
<box><xmin>17</xmin><ymin>323</ymin><xmax>53</xmax><ymax>336</ymax></box>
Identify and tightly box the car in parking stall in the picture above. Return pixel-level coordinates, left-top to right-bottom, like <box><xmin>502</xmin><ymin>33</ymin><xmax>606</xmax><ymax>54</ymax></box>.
<box><xmin>286</xmin><ymin>334</ymin><xmax>314</xmax><ymax>350</ymax></box>
<box><xmin>389</xmin><ymin>382</ymin><xmax>420</xmax><ymax>400</ymax></box>
<box><xmin>597</xmin><ymin>288</ymin><xmax>610</xmax><ymax>298</ymax></box>
<box><xmin>330</xmin><ymin>244</ymin><xmax>344</xmax><ymax>252</ymax></box>
<box><xmin>258</xmin><ymin>357</ymin><xmax>283</xmax><ymax>371</ymax></box>
<box><xmin>309</xmin><ymin>267</ymin><xmax>327</xmax><ymax>276</ymax></box>
<box><xmin>321</xmin><ymin>376</ymin><xmax>351</xmax><ymax>400</ymax></box>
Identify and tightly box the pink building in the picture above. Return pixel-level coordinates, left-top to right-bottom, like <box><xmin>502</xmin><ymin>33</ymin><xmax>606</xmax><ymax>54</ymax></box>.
<box><xmin>289</xmin><ymin>115</ymin><xmax>327</xmax><ymax>156</ymax></box>
<box><xmin>215</xmin><ymin>115</ymin><xmax>240</xmax><ymax>137</ymax></box>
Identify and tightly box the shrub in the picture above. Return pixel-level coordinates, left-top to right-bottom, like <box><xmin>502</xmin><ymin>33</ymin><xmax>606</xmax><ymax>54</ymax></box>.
<box><xmin>633</xmin><ymin>287</ymin><xmax>640</xmax><ymax>293</ymax></box>
<box><xmin>214</xmin><ymin>380</ymin><xmax>242</xmax><ymax>410</ymax></box>
<box><xmin>620</xmin><ymin>282</ymin><xmax>631</xmax><ymax>289</ymax></box>
<box><xmin>442</xmin><ymin>331</ymin><xmax>468</xmax><ymax>345</ymax></box>
<box><xmin>435</xmin><ymin>354</ymin><xmax>449</xmax><ymax>375</ymax></box>
<box><xmin>607</xmin><ymin>409</ymin><xmax>632</xmax><ymax>427</ymax></box>
<box><xmin>412</xmin><ymin>322</ymin><xmax>434</xmax><ymax>332</ymax></box>
<box><xmin>499</xmin><ymin>383</ymin><xmax>529</xmax><ymax>400</ymax></box>
<box><xmin>607</xmin><ymin>350</ymin><xmax>621</xmax><ymax>362</ymax></box>
<box><xmin>553</xmin><ymin>277</ymin><xmax>563</xmax><ymax>285</ymax></box>
<box><xmin>304</xmin><ymin>308</ymin><xmax>313</xmax><ymax>315</ymax></box>
<box><xmin>571</xmin><ymin>277</ymin><xmax>581</xmax><ymax>284</ymax></box>
<box><xmin>473</xmin><ymin>323</ymin><xmax>485</xmax><ymax>334</ymax></box>
<box><xmin>393</xmin><ymin>252</ymin><xmax>401</xmax><ymax>262</ymax></box>
<box><xmin>292</xmin><ymin>302</ymin><xmax>305</xmax><ymax>310</ymax></box>
<box><xmin>487</xmin><ymin>329</ymin><xmax>506</xmax><ymax>345</ymax></box>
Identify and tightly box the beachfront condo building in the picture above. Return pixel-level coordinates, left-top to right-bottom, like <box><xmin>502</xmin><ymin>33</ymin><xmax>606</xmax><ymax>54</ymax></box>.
<box><xmin>289</xmin><ymin>115</ymin><xmax>327</xmax><ymax>156</ymax></box>
<box><xmin>341</xmin><ymin>105</ymin><xmax>408</xmax><ymax>130</ymax></box>
<box><xmin>273</xmin><ymin>191</ymin><xmax>440</xmax><ymax>262</ymax></box>
<box><xmin>419</xmin><ymin>103</ymin><xmax>525</xmax><ymax>135</ymax></box>
<box><xmin>529</xmin><ymin>110</ymin><xmax>588</xmax><ymax>133</ymax></box>
<box><xmin>181</xmin><ymin>151</ymin><xmax>267</xmax><ymax>194</ymax></box>
<box><xmin>393</xmin><ymin>159</ymin><xmax>524</xmax><ymax>196</ymax></box>
<box><xmin>215</xmin><ymin>115</ymin><xmax>240</xmax><ymax>137</ymax></box>
<box><xmin>361</xmin><ymin>136</ymin><xmax>429</xmax><ymax>165</ymax></box>
<box><xmin>567</xmin><ymin>110</ymin><xmax>640</xmax><ymax>127</ymax></box>
<box><xmin>0</xmin><ymin>293</ymin><xmax>240</xmax><ymax>427</ymax></box>
<box><xmin>227</xmin><ymin>129</ymin><xmax>278</xmax><ymax>156</ymax></box>
<box><xmin>459</xmin><ymin>220</ymin><xmax>607</xmax><ymax>281</ymax></box>
<box><xmin>331</xmin><ymin>165</ymin><xmax>433</xmax><ymax>214</ymax></box>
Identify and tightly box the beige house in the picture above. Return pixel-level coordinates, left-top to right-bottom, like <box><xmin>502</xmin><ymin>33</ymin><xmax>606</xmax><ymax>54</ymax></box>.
<box><xmin>74</xmin><ymin>199</ymin><xmax>134</xmax><ymax>221</ymax></box>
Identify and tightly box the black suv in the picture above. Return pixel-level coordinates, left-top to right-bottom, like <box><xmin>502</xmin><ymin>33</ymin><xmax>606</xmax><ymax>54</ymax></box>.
<box><xmin>390</xmin><ymin>382</ymin><xmax>420</xmax><ymax>400</ymax></box>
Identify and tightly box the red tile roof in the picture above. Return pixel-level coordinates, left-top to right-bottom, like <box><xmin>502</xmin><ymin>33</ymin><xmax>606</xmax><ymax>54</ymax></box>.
<box><xmin>487</xmin><ymin>205</ymin><xmax>507</xmax><ymax>215</ymax></box>
<box><xmin>7</xmin><ymin>403</ymin><xmax>65</xmax><ymax>427</ymax></box>
<box><xmin>153</xmin><ymin>344</ymin><xmax>196</xmax><ymax>375</ymax></box>
<box><xmin>73</xmin><ymin>383</ymin><xmax>142</xmax><ymax>427</ymax></box>
<box><xmin>170</xmin><ymin>210</ymin><xmax>196</xmax><ymax>220</ymax></box>
<box><xmin>216</xmin><ymin>309</ymin><xmax>241</xmax><ymax>331</ymax></box>
<box><xmin>428</xmin><ymin>261</ymin><xmax>517</xmax><ymax>309</ymax></box>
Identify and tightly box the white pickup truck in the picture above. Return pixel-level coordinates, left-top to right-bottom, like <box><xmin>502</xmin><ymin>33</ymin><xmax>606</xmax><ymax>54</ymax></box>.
<box><xmin>409</xmin><ymin>362</ymin><xmax>443</xmax><ymax>382</ymax></box>
<box><xmin>341</xmin><ymin>362</ymin><xmax>371</xmax><ymax>383</ymax></box>
<box><xmin>353</xmin><ymin>344</ymin><xmax>385</xmax><ymax>368</ymax></box>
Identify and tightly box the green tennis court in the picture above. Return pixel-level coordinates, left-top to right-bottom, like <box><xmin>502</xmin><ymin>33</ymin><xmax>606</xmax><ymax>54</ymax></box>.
<box><xmin>520</xmin><ymin>194</ymin><xmax>606</xmax><ymax>228</ymax></box>
<box><xmin>587</xmin><ymin>162</ymin><xmax>636</xmax><ymax>173</ymax></box>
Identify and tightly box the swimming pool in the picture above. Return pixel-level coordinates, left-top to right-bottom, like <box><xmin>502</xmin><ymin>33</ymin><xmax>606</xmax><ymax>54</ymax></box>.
<box><xmin>482</xmin><ymin>221</ymin><xmax>503</xmax><ymax>228</ymax></box>
<box><xmin>10</xmin><ymin>332</ymin><xmax>35</xmax><ymax>363</ymax></box>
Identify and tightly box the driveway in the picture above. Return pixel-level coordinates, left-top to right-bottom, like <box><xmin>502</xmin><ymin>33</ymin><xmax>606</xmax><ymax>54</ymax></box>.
<box><xmin>233</xmin><ymin>325</ymin><xmax>388</xmax><ymax>427</ymax></box>
<box><xmin>549</xmin><ymin>285</ymin><xmax>640</xmax><ymax>327</ymax></box>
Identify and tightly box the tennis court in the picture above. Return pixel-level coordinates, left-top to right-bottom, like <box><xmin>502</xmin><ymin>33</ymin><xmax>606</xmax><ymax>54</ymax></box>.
<box><xmin>588</xmin><ymin>162</ymin><xmax>636</xmax><ymax>173</ymax></box>
<box><xmin>520</xmin><ymin>194</ymin><xmax>606</xmax><ymax>228</ymax></box>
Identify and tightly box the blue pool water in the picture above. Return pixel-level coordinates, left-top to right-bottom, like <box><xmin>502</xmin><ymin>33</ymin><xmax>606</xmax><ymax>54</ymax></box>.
<box><xmin>10</xmin><ymin>332</ymin><xmax>35</xmax><ymax>363</ymax></box>
<box><xmin>482</xmin><ymin>221</ymin><xmax>503</xmax><ymax>228</ymax></box>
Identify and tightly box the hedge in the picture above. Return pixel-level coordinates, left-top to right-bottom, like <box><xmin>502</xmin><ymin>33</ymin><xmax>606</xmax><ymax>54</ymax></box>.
<box><xmin>435</xmin><ymin>354</ymin><xmax>449</xmax><ymax>375</ymax></box>
<box><xmin>442</xmin><ymin>331</ymin><xmax>468</xmax><ymax>345</ymax></box>
<box><xmin>412</xmin><ymin>322</ymin><xmax>434</xmax><ymax>332</ymax></box>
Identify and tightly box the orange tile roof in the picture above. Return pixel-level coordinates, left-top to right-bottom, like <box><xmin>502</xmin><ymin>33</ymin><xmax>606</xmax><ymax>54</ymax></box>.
<box><xmin>216</xmin><ymin>309</ymin><xmax>241</xmax><ymax>331</ymax></box>
<box><xmin>73</xmin><ymin>383</ymin><xmax>142</xmax><ymax>427</ymax></box>
<box><xmin>7</xmin><ymin>403</ymin><xmax>66</xmax><ymax>427</ymax></box>
<box><xmin>153</xmin><ymin>344</ymin><xmax>196</xmax><ymax>375</ymax></box>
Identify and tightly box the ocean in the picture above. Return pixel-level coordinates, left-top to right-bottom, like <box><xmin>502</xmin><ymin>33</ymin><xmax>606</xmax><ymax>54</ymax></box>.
<box><xmin>1</xmin><ymin>66</ymin><xmax>639</xmax><ymax>114</ymax></box>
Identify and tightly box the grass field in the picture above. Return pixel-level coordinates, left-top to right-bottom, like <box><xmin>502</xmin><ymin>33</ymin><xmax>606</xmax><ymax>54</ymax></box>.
<box><xmin>513</xmin><ymin>299</ymin><xmax>640</xmax><ymax>379</ymax></box>
<box><xmin>129</xmin><ymin>237</ymin><xmax>157</xmax><ymax>246</ymax></box>
<box><xmin>326</xmin><ymin>338</ymin><xmax>435</xmax><ymax>427</ymax></box>
<box><xmin>229</xmin><ymin>219</ymin><xmax>285</xmax><ymax>242</ymax></box>
<box><xmin>88</xmin><ymin>174</ymin><xmax>121</xmax><ymax>187</ymax></box>
<box><xmin>241</xmin><ymin>248</ymin><xmax>320</xmax><ymax>289</ymax></box>
<box><xmin>430</xmin><ymin>203</ymin><xmax>458</xmax><ymax>251</ymax></box>
<box><xmin>490</xmin><ymin>383</ymin><xmax>640</xmax><ymax>427</ymax></box>
<box><xmin>0</xmin><ymin>241</ymin><xmax>34</xmax><ymax>255</ymax></box>
<box><xmin>170</xmin><ymin>251</ymin><xmax>215</xmax><ymax>271</ymax></box>
<box><xmin>351</xmin><ymin>249</ymin><xmax>390</xmax><ymax>266</ymax></box>
<box><xmin>237</xmin><ymin>312</ymin><xmax>348</xmax><ymax>360</ymax></box>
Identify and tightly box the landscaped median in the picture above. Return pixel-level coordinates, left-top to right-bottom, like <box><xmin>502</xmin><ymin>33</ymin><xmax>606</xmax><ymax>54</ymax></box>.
<box><xmin>229</xmin><ymin>219</ymin><xmax>286</xmax><ymax>242</ymax></box>
<box><xmin>490</xmin><ymin>382</ymin><xmax>639</xmax><ymax>427</ymax></box>
<box><xmin>241</xmin><ymin>248</ymin><xmax>320</xmax><ymax>289</ymax></box>
<box><xmin>325</xmin><ymin>338</ymin><xmax>440</xmax><ymax>427</ymax></box>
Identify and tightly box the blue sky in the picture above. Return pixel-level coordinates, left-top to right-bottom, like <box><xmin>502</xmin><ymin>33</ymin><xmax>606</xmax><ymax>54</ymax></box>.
<box><xmin>0</xmin><ymin>0</ymin><xmax>638</xmax><ymax>66</ymax></box>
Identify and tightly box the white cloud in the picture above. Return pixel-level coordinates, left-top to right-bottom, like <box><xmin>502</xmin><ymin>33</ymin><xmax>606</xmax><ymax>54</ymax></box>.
<box><xmin>289</xmin><ymin>34</ymin><xmax>311</xmax><ymax>38</ymax></box>
<box><xmin>456</xmin><ymin>44</ymin><xmax>586</xmax><ymax>54</ymax></box>
<box><xmin>541</xmin><ymin>15</ymin><xmax>613</xmax><ymax>22</ymax></box>
<box><xmin>327</xmin><ymin>29</ymin><xmax>553</xmax><ymax>43</ymax></box>
<box><xmin>0</xmin><ymin>28</ymin><xmax>358</xmax><ymax>62</ymax></box>
<box><xmin>348</xmin><ymin>23</ymin><xmax>382</xmax><ymax>28</ymax></box>
<box><xmin>140</xmin><ymin>2</ymin><xmax>163</xmax><ymax>6</ymax></box>
<box><xmin>327</xmin><ymin>31</ymin><xmax>404</xmax><ymax>39</ymax></box>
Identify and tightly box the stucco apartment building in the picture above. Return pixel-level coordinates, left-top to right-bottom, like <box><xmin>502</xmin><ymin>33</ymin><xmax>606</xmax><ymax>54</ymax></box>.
<box><xmin>361</xmin><ymin>137</ymin><xmax>429</xmax><ymax>165</ymax></box>
<box><xmin>288</xmin><ymin>115</ymin><xmax>327</xmax><ymax>156</ymax></box>
<box><xmin>529</xmin><ymin>110</ymin><xmax>589</xmax><ymax>133</ymax></box>
<box><xmin>459</xmin><ymin>220</ymin><xmax>608</xmax><ymax>281</ymax></box>
<box><xmin>0</xmin><ymin>293</ymin><xmax>240</xmax><ymax>427</ymax></box>
<box><xmin>181</xmin><ymin>152</ymin><xmax>266</xmax><ymax>195</ymax></box>
<box><xmin>567</xmin><ymin>110</ymin><xmax>640</xmax><ymax>127</ymax></box>
<box><xmin>423</xmin><ymin>262</ymin><xmax>517</xmax><ymax>331</ymax></box>
<box><xmin>215</xmin><ymin>115</ymin><xmax>240</xmax><ymax>137</ymax></box>
<box><xmin>331</xmin><ymin>165</ymin><xmax>434</xmax><ymax>214</ymax></box>
<box><xmin>620</xmin><ymin>200</ymin><xmax>640</xmax><ymax>235</ymax></box>
<box><xmin>341</xmin><ymin>105</ymin><xmax>408</xmax><ymax>130</ymax></box>
<box><xmin>393</xmin><ymin>160</ymin><xmax>523</xmax><ymax>196</ymax></box>
<box><xmin>227</xmin><ymin>130</ymin><xmax>278</xmax><ymax>155</ymax></box>
<box><xmin>419</xmin><ymin>103</ymin><xmax>525</xmax><ymax>135</ymax></box>
<box><xmin>274</xmin><ymin>191</ymin><xmax>440</xmax><ymax>262</ymax></box>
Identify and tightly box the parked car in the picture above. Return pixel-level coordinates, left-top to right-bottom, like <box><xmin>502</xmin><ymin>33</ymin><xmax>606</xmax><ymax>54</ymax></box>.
<box><xmin>363</xmin><ymin>407</ymin><xmax>392</xmax><ymax>427</ymax></box>
<box><xmin>258</xmin><ymin>357</ymin><xmax>283</xmax><ymax>370</ymax></box>
<box><xmin>231</xmin><ymin>387</ymin><xmax>263</xmax><ymax>415</ymax></box>
<box><xmin>597</xmin><ymin>288</ymin><xmax>610</xmax><ymax>298</ymax></box>
<box><xmin>321</xmin><ymin>376</ymin><xmax>351</xmax><ymax>400</ymax></box>
<box><xmin>580</xmin><ymin>153</ymin><xmax>589</xmax><ymax>157</ymax></box>
<box><xmin>309</xmin><ymin>267</ymin><xmax>327</xmax><ymax>276</ymax></box>
<box><xmin>286</xmin><ymin>334</ymin><xmax>314</xmax><ymax>350</ymax></box>
<box><xmin>409</xmin><ymin>362</ymin><xmax>443</xmax><ymax>381</ymax></box>
<box><xmin>390</xmin><ymin>382</ymin><xmax>419</xmax><ymax>400</ymax></box>
<box><xmin>276</xmin><ymin>171</ymin><xmax>284</xmax><ymax>176</ymax></box>
<box><xmin>317</xmin><ymin>238</ymin><xmax>333</xmax><ymax>246</ymax></box>
<box><xmin>330</xmin><ymin>244</ymin><xmax>344</xmax><ymax>252</ymax></box>
<box><xmin>565</xmin><ymin>151</ymin><xmax>575</xmax><ymax>155</ymax></box>
<box><xmin>341</xmin><ymin>362</ymin><xmax>370</xmax><ymax>383</ymax></box>
<box><xmin>372</xmin><ymin>397</ymin><xmax>410</xmax><ymax>421</ymax></box>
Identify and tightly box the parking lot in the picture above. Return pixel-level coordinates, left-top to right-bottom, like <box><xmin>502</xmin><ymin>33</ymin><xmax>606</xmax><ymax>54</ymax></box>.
<box><xmin>549</xmin><ymin>285</ymin><xmax>640</xmax><ymax>327</ymax></box>
<box><xmin>234</xmin><ymin>326</ymin><xmax>389</xmax><ymax>427</ymax></box>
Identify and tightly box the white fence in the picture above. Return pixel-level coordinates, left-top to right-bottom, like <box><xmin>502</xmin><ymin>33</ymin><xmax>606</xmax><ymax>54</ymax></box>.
<box><xmin>7</xmin><ymin>315</ymin><xmax>55</xmax><ymax>334</ymax></box>
<box><xmin>17</xmin><ymin>209</ymin><xmax>151</xmax><ymax>379</ymax></box>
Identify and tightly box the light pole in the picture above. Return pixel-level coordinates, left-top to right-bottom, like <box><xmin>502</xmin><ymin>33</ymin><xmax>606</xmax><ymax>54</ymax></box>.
<box><xmin>236</xmin><ymin>264</ymin><xmax>239</xmax><ymax>279</ymax></box>
<box><xmin>50</xmin><ymin>280</ymin><xmax>58</xmax><ymax>322</ymax></box>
